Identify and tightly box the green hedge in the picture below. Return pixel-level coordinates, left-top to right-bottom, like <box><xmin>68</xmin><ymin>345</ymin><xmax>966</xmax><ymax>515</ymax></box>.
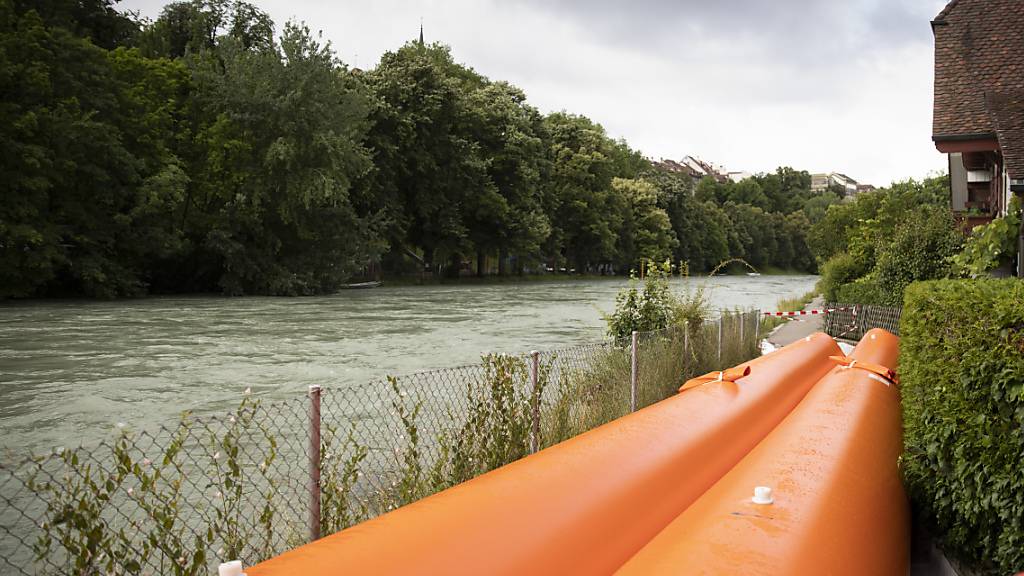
<box><xmin>901</xmin><ymin>279</ymin><xmax>1024</xmax><ymax>574</ymax></box>
<box><xmin>834</xmin><ymin>277</ymin><xmax>887</xmax><ymax>305</ymax></box>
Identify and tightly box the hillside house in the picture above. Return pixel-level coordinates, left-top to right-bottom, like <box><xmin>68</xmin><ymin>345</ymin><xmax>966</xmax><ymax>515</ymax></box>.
<box><xmin>811</xmin><ymin>172</ymin><xmax>863</xmax><ymax>198</ymax></box>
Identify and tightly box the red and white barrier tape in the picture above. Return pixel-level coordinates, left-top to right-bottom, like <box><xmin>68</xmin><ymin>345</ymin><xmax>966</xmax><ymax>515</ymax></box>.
<box><xmin>762</xmin><ymin>307</ymin><xmax>855</xmax><ymax>317</ymax></box>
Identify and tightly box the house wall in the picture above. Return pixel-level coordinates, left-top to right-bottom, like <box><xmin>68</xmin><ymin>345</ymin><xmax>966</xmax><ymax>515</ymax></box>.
<box><xmin>949</xmin><ymin>152</ymin><xmax>968</xmax><ymax>211</ymax></box>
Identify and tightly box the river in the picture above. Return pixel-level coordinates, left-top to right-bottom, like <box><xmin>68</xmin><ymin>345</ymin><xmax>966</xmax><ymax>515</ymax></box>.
<box><xmin>0</xmin><ymin>275</ymin><xmax>815</xmax><ymax>456</ymax></box>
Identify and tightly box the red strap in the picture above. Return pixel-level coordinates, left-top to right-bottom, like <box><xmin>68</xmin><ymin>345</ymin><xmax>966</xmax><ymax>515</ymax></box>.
<box><xmin>829</xmin><ymin>355</ymin><xmax>898</xmax><ymax>386</ymax></box>
<box><xmin>679</xmin><ymin>366</ymin><xmax>751</xmax><ymax>392</ymax></box>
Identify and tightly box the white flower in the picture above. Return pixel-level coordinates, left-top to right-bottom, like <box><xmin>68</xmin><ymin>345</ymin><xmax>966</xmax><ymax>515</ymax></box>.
<box><xmin>244</xmin><ymin>387</ymin><xmax>252</xmax><ymax>395</ymax></box>
<box><xmin>213</xmin><ymin>451</ymin><xmax>220</xmax><ymax>460</ymax></box>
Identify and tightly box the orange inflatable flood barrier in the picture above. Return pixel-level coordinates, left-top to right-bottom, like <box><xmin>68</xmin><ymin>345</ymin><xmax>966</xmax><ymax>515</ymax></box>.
<box><xmin>247</xmin><ymin>333</ymin><xmax>841</xmax><ymax>576</ymax></box>
<box><xmin>616</xmin><ymin>328</ymin><xmax>908</xmax><ymax>576</ymax></box>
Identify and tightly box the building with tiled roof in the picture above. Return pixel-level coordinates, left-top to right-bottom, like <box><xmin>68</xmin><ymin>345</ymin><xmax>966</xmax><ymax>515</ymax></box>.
<box><xmin>652</xmin><ymin>156</ymin><xmax>733</xmax><ymax>184</ymax></box>
<box><xmin>931</xmin><ymin>0</ymin><xmax>1024</xmax><ymax>218</ymax></box>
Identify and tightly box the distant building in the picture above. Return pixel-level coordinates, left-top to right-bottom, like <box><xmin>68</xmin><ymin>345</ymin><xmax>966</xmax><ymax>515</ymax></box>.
<box><xmin>652</xmin><ymin>156</ymin><xmax>735</xmax><ymax>184</ymax></box>
<box><xmin>811</xmin><ymin>172</ymin><xmax>864</xmax><ymax>198</ymax></box>
<box><xmin>931</xmin><ymin>0</ymin><xmax>1024</xmax><ymax>243</ymax></box>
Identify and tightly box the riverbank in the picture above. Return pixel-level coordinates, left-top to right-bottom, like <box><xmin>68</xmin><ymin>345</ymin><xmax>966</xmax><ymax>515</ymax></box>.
<box><xmin>374</xmin><ymin>266</ymin><xmax>813</xmax><ymax>287</ymax></box>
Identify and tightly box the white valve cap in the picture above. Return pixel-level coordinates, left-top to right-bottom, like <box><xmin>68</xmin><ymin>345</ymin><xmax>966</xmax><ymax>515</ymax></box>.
<box><xmin>752</xmin><ymin>486</ymin><xmax>774</xmax><ymax>505</ymax></box>
<box><xmin>219</xmin><ymin>561</ymin><xmax>244</xmax><ymax>576</ymax></box>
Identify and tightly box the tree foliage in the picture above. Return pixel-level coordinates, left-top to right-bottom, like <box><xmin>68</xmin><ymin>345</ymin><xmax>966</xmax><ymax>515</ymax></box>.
<box><xmin>2</xmin><ymin>0</ymin><xmax>824</xmax><ymax>298</ymax></box>
<box><xmin>808</xmin><ymin>175</ymin><xmax>959</xmax><ymax>305</ymax></box>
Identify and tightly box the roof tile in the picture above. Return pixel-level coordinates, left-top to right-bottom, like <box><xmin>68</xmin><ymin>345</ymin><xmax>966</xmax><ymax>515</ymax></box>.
<box><xmin>932</xmin><ymin>0</ymin><xmax>1024</xmax><ymax>140</ymax></box>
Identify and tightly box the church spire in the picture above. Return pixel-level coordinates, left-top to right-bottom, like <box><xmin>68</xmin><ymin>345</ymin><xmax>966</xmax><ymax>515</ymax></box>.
<box><xmin>418</xmin><ymin>18</ymin><xmax>424</xmax><ymax>45</ymax></box>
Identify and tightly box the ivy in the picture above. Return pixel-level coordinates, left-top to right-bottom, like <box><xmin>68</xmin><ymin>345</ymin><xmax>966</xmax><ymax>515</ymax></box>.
<box><xmin>952</xmin><ymin>197</ymin><xmax>1021</xmax><ymax>277</ymax></box>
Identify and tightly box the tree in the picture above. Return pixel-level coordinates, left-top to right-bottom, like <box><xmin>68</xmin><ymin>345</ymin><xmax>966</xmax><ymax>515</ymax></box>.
<box><xmin>875</xmin><ymin>206</ymin><xmax>961</xmax><ymax>305</ymax></box>
<box><xmin>0</xmin><ymin>2</ymin><xmax>189</xmax><ymax>297</ymax></box>
<box><xmin>543</xmin><ymin>112</ymin><xmax>622</xmax><ymax>272</ymax></box>
<box><xmin>363</xmin><ymin>42</ymin><xmax>492</xmax><ymax>276</ymax></box>
<box><xmin>463</xmin><ymin>81</ymin><xmax>550</xmax><ymax>275</ymax></box>
<box><xmin>186</xmin><ymin>22</ymin><xmax>379</xmax><ymax>294</ymax></box>
<box><xmin>724</xmin><ymin>178</ymin><xmax>771</xmax><ymax>211</ymax></box>
<box><xmin>136</xmin><ymin>0</ymin><xmax>273</xmax><ymax>59</ymax></box>
<box><xmin>801</xmin><ymin>191</ymin><xmax>842</xmax><ymax>224</ymax></box>
<box><xmin>612</xmin><ymin>178</ymin><xmax>676</xmax><ymax>267</ymax></box>
<box><xmin>13</xmin><ymin>0</ymin><xmax>138</xmax><ymax>49</ymax></box>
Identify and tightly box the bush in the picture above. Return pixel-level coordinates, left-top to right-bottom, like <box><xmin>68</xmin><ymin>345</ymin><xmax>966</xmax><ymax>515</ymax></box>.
<box><xmin>952</xmin><ymin>196</ymin><xmax>1021</xmax><ymax>277</ymax></box>
<box><xmin>874</xmin><ymin>206</ymin><xmax>961</xmax><ymax>304</ymax></box>
<box><xmin>834</xmin><ymin>277</ymin><xmax>888</xmax><ymax>305</ymax></box>
<box><xmin>901</xmin><ymin>279</ymin><xmax>1024</xmax><ymax>574</ymax></box>
<box><xmin>605</xmin><ymin>260</ymin><xmax>710</xmax><ymax>339</ymax></box>
<box><xmin>816</xmin><ymin>252</ymin><xmax>869</xmax><ymax>301</ymax></box>
<box><xmin>606</xmin><ymin>261</ymin><xmax>677</xmax><ymax>339</ymax></box>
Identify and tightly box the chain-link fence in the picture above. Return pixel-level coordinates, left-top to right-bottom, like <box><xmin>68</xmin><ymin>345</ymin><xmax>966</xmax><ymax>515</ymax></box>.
<box><xmin>0</xmin><ymin>310</ymin><xmax>763</xmax><ymax>575</ymax></box>
<box><xmin>822</xmin><ymin>303</ymin><xmax>903</xmax><ymax>341</ymax></box>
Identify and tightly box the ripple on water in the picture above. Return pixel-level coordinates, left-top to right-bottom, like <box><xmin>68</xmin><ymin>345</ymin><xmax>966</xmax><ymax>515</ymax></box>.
<box><xmin>0</xmin><ymin>275</ymin><xmax>818</xmax><ymax>454</ymax></box>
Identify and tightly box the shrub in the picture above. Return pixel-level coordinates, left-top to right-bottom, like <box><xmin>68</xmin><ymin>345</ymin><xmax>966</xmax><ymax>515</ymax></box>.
<box><xmin>952</xmin><ymin>196</ymin><xmax>1021</xmax><ymax>277</ymax></box>
<box><xmin>606</xmin><ymin>260</ymin><xmax>676</xmax><ymax>339</ymax></box>
<box><xmin>834</xmin><ymin>276</ymin><xmax>888</xmax><ymax>305</ymax></box>
<box><xmin>816</xmin><ymin>252</ymin><xmax>869</xmax><ymax>301</ymax></box>
<box><xmin>605</xmin><ymin>259</ymin><xmax>711</xmax><ymax>339</ymax></box>
<box><xmin>901</xmin><ymin>279</ymin><xmax>1024</xmax><ymax>574</ymax></box>
<box><xmin>874</xmin><ymin>206</ymin><xmax>961</xmax><ymax>304</ymax></box>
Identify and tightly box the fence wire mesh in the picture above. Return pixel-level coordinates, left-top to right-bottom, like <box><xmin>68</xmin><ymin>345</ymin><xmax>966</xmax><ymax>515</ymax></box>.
<box><xmin>0</xmin><ymin>310</ymin><xmax>762</xmax><ymax>575</ymax></box>
<box><xmin>822</xmin><ymin>303</ymin><xmax>903</xmax><ymax>340</ymax></box>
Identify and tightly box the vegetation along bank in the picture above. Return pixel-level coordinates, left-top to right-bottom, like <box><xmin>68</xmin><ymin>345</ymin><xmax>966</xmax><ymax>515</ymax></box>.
<box><xmin>6</xmin><ymin>0</ymin><xmax>851</xmax><ymax>299</ymax></box>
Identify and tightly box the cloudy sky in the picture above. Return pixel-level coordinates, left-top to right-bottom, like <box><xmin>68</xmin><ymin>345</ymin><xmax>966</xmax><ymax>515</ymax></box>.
<box><xmin>123</xmin><ymin>0</ymin><xmax>951</xmax><ymax>186</ymax></box>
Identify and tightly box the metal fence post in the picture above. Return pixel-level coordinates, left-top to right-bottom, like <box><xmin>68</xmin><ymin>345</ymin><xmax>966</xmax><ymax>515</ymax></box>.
<box><xmin>755</xmin><ymin>310</ymin><xmax>761</xmax><ymax>343</ymax></box>
<box><xmin>308</xmin><ymin>384</ymin><xmax>322</xmax><ymax>542</ymax></box>
<box><xmin>682</xmin><ymin>319</ymin><xmax>689</xmax><ymax>377</ymax></box>
<box><xmin>717</xmin><ymin>315</ymin><xmax>723</xmax><ymax>364</ymax></box>
<box><xmin>529</xmin><ymin>350</ymin><xmax>541</xmax><ymax>453</ymax></box>
<box><xmin>739</xmin><ymin>310</ymin><xmax>745</xmax><ymax>349</ymax></box>
<box><xmin>630</xmin><ymin>331</ymin><xmax>638</xmax><ymax>412</ymax></box>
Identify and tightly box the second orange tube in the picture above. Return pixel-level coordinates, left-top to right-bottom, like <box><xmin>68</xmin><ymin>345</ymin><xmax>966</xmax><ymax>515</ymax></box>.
<box><xmin>248</xmin><ymin>333</ymin><xmax>841</xmax><ymax>576</ymax></box>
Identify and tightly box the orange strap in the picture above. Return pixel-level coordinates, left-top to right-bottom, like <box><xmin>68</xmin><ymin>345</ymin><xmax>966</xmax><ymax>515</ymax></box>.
<box><xmin>679</xmin><ymin>366</ymin><xmax>751</xmax><ymax>392</ymax></box>
<box><xmin>829</xmin><ymin>355</ymin><xmax>898</xmax><ymax>385</ymax></box>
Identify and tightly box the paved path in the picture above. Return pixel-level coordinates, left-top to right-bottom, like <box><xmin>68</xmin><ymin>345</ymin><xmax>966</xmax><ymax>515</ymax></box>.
<box><xmin>766</xmin><ymin>296</ymin><xmax>825</xmax><ymax>348</ymax></box>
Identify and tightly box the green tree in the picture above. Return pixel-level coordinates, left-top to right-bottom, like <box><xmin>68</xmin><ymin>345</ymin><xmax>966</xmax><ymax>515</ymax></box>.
<box><xmin>874</xmin><ymin>206</ymin><xmax>961</xmax><ymax>305</ymax></box>
<box><xmin>363</xmin><ymin>42</ymin><xmax>490</xmax><ymax>276</ymax></box>
<box><xmin>801</xmin><ymin>191</ymin><xmax>842</xmax><ymax>224</ymax></box>
<box><xmin>612</xmin><ymin>178</ymin><xmax>676</xmax><ymax>268</ymax></box>
<box><xmin>186</xmin><ymin>22</ymin><xmax>379</xmax><ymax>294</ymax></box>
<box><xmin>543</xmin><ymin>112</ymin><xmax>622</xmax><ymax>272</ymax></box>
<box><xmin>0</xmin><ymin>2</ymin><xmax>189</xmax><ymax>297</ymax></box>
<box><xmin>463</xmin><ymin>81</ymin><xmax>550</xmax><ymax>275</ymax></box>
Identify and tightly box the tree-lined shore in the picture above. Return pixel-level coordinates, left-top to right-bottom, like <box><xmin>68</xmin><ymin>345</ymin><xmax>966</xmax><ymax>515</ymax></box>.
<box><xmin>3</xmin><ymin>0</ymin><xmax>844</xmax><ymax>298</ymax></box>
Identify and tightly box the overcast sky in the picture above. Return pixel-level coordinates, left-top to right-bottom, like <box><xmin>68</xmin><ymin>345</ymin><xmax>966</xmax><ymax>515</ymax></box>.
<box><xmin>122</xmin><ymin>0</ymin><xmax>951</xmax><ymax>186</ymax></box>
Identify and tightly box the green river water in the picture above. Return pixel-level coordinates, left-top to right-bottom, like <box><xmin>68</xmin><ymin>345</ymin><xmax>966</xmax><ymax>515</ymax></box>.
<box><xmin>0</xmin><ymin>275</ymin><xmax>816</xmax><ymax>456</ymax></box>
